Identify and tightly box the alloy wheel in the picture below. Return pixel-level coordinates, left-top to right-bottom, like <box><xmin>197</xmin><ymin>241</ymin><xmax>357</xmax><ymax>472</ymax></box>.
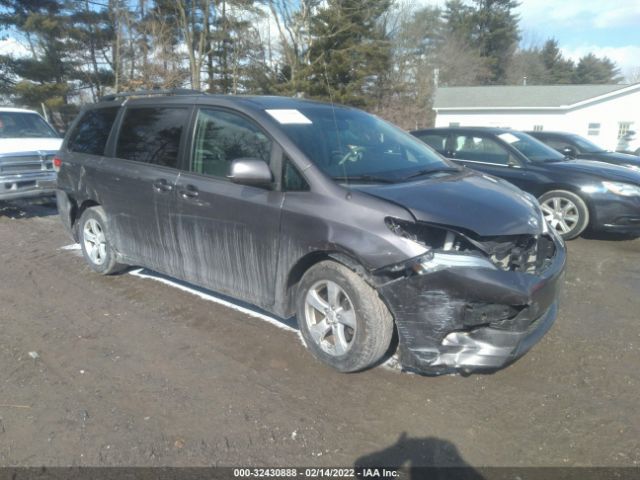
<box><xmin>541</xmin><ymin>197</ymin><xmax>580</xmax><ymax>235</ymax></box>
<box><xmin>83</xmin><ymin>218</ymin><xmax>107</xmax><ymax>266</ymax></box>
<box><xmin>304</xmin><ymin>280</ymin><xmax>357</xmax><ymax>356</ymax></box>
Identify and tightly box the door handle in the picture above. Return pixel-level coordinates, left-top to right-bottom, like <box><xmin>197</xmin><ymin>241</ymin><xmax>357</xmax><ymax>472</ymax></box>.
<box><xmin>153</xmin><ymin>178</ymin><xmax>173</xmax><ymax>192</ymax></box>
<box><xmin>178</xmin><ymin>184</ymin><xmax>199</xmax><ymax>199</ymax></box>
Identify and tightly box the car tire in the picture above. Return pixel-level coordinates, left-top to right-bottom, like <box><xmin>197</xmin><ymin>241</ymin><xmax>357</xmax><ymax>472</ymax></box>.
<box><xmin>78</xmin><ymin>206</ymin><xmax>127</xmax><ymax>275</ymax></box>
<box><xmin>538</xmin><ymin>190</ymin><xmax>589</xmax><ymax>240</ymax></box>
<box><xmin>296</xmin><ymin>260</ymin><xmax>394</xmax><ymax>373</ymax></box>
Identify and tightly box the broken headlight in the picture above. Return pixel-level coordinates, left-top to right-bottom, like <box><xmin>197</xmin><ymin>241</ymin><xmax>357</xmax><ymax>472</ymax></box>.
<box><xmin>384</xmin><ymin>218</ymin><xmax>497</xmax><ymax>274</ymax></box>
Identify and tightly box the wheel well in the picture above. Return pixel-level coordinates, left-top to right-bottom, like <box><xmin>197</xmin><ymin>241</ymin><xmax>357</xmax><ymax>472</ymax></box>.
<box><xmin>72</xmin><ymin>199</ymin><xmax>100</xmax><ymax>235</ymax></box>
<box><xmin>283</xmin><ymin>251</ymin><xmax>368</xmax><ymax>317</ymax></box>
<box><xmin>539</xmin><ymin>185</ymin><xmax>593</xmax><ymax>218</ymax></box>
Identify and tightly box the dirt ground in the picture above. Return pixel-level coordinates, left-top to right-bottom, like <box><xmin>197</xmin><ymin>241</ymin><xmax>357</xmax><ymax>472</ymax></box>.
<box><xmin>0</xmin><ymin>198</ymin><xmax>639</xmax><ymax>468</ymax></box>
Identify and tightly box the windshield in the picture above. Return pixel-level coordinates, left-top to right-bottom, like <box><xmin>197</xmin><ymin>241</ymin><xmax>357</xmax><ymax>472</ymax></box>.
<box><xmin>498</xmin><ymin>131</ymin><xmax>565</xmax><ymax>162</ymax></box>
<box><xmin>569</xmin><ymin>135</ymin><xmax>606</xmax><ymax>153</ymax></box>
<box><xmin>0</xmin><ymin>112</ymin><xmax>59</xmax><ymax>139</ymax></box>
<box><xmin>270</xmin><ymin>105</ymin><xmax>455</xmax><ymax>183</ymax></box>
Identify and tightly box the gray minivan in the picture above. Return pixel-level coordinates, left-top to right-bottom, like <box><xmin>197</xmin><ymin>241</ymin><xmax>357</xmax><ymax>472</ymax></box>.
<box><xmin>56</xmin><ymin>91</ymin><xmax>566</xmax><ymax>375</ymax></box>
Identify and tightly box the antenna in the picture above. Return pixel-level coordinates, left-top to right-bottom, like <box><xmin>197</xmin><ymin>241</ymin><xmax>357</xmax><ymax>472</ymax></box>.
<box><xmin>323</xmin><ymin>61</ymin><xmax>348</xmax><ymax>182</ymax></box>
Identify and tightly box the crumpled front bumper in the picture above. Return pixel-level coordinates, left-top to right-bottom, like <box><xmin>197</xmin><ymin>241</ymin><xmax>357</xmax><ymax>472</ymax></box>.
<box><xmin>377</xmin><ymin>236</ymin><xmax>566</xmax><ymax>375</ymax></box>
<box><xmin>0</xmin><ymin>171</ymin><xmax>57</xmax><ymax>201</ymax></box>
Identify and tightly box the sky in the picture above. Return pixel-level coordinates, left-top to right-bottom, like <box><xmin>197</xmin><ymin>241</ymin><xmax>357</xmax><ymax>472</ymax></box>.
<box><xmin>1</xmin><ymin>0</ymin><xmax>639</xmax><ymax>80</ymax></box>
<box><xmin>427</xmin><ymin>0</ymin><xmax>640</xmax><ymax>79</ymax></box>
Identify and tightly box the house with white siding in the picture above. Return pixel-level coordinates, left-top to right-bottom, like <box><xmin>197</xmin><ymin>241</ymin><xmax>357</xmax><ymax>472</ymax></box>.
<box><xmin>433</xmin><ymin>83</ymin><xmax>640</xmax><ymax>154</ymax></box>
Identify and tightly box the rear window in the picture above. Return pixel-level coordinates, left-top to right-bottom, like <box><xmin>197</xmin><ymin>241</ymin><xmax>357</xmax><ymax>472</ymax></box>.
<box><xmin>116</xmin><ymin>107</ymin><xmax>189</xmax><ymax>168</ymax></box>
<box><xmin>67</xmin><ymin>107</ymin><xmax>119</xmax><ymax>155</ymax></box>
<box><xmin>0</xmin><ymin>111</ymin><xmax>59</xmax><ymax>139</ymax></box>
<box><xmin>414</xmin><ymin>132</ymin><xmax>448</xmax><ymax>153</ymax></box>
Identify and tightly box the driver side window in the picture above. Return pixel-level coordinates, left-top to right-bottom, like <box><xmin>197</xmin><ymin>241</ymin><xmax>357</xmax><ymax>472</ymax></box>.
<box><xmin>191</xmin><ymin>108</ymin><xmax>272</xmax><ymax>178</ymax></box>
<box><xmin>453</xmin><ymin>135</ymin><xmax>511</xmax><ymax>165</ymax></box>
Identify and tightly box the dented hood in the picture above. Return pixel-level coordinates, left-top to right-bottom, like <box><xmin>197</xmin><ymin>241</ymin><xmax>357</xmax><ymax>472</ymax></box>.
<box><xmin>350</xmin><ymin>170</ymin><xmax>542</xmax><ymax>236</ymax></box>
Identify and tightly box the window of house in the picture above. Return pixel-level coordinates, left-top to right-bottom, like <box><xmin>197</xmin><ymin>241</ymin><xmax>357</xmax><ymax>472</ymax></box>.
<box><xmin>533</xmin><ymin>125</ymin><xmax>544</xmax><ymax>132</ymax></box>
<box><xmin>191</xmin><ymin>109</ymin><xmax>272</xmax><ymax>179</ymax></box>
<box><xmin>618</xmin><ymin>122</ymin><xmax>633</xmax><ymax>139</ymax></box>
<box><xmin>116</xmin><ymin>107</ymin><xmax>189</xmax><ymax>168</ymax></box>
<box><xmin>448</xmin><ymin>122</ymin><xmax>460</xmax><ymax>127</ymax></box>
<box><xmin>67</xmin><ymin>107</ymin><xmax>119</xmax><ymax>155</ymax></box>
<box><xmin>587</xmin><ymin>123</ymin><xmax>601</xmax><ymax>136</ymax></box>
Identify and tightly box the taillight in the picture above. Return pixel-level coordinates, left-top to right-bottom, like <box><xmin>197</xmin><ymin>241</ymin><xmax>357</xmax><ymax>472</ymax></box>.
<box><xmin>52</xmin><ymin>156</ymin><xmax>62</xmax><ymax>172</ymax></box>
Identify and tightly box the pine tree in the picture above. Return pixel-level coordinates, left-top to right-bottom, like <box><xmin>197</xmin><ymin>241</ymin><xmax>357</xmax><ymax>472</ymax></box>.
<box><xmin>540</xmin><ymin>39</ymin><xmax>574</xmax><ymax>84</ymax></box>
<box><xmin>573</xmin><ymin>53</ymin><xmax>622</xmax><ymax>84</ymax></box>
<box><xmin>305</xmin><ymin>0</ymin><xmax>392</xmax><ymax>107</ymax></box>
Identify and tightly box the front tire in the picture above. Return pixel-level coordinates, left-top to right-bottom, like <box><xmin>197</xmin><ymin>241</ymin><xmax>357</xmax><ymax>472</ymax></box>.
<box><xmin>539</xmin><ymin>190</ymin><xmax>589</xmax><ymax>240</ymax></box>
<box><xmin>79</xmin><ymin>206</ymin><xmax>126</xmax><ymax>275</ymax></box>
<box><xmin>296</xmin><ymin>260</ymin><xmax>394</xmax><ymax>373</ymax></box>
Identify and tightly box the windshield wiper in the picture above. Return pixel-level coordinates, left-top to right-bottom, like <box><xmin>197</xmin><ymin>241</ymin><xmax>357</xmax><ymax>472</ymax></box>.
<box><xmin>332</xmin><ymin>175</ymin><xmax>397</xmax><ymax>184</ymax></box>
<box><xmin>400</xmin><ymin>167</ymin><xmax>459</xmax><ymax>181</ymax></box>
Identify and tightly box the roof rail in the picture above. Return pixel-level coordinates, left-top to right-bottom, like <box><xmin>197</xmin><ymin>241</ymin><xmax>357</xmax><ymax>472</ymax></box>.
<box><xmin>99</xmin><ymin>88</ymin><xmax>204</xmax><ymax>102</ymax></box>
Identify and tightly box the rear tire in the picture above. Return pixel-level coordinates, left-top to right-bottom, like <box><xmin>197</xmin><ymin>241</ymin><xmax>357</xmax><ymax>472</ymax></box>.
<box><xmin>296</xmin><ymin>260</ymin><xmax>393</xmax><ymax>373</ymax></box>
<box><xmin>539</xmin><ymin>190</ymin><xmax>589</xmax><ymax>240</ymax></box>
<box><xmin>78</xmin><ymin>206</ymin><xmax>127</xmax><ymax>275</ymax></box>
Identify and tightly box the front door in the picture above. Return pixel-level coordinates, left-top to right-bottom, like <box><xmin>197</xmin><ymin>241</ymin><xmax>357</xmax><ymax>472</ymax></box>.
<box><xmin>173</xmin><ymin>107</ymin><xmax>283</xmax><ymax>309</ymax></box>
<box><xmin>447</xmin><ymin>133</ymin><xmax>533</xmax><ymax>191</ymax></box>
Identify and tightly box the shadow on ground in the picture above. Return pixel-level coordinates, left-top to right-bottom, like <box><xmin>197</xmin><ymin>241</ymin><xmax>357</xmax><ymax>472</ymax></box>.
<box><xmin>581</xmin><ymin>229</ymin><xmax>639</xmax><ymax>242</ymax></box>
<box><xmin>354</xmin><ymin>433</ymin><xmax>485</xmax><ymax>479</ymax></box>
<box><xmin>0</xmin><ymin>197</ymin><xmax>58</xmax><ymax>219</ymax></box>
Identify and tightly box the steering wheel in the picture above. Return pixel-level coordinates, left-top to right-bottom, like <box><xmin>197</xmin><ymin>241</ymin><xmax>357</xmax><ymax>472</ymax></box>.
<box><xmin>338</xmin><ymin>146</ymin><xmax>365</xmax><ymax>165</ymax></box>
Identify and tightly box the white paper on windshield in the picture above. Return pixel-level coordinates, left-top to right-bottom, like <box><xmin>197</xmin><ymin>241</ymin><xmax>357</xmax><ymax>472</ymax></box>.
<box><xmin>266</xmin><ymin>109</ymin><xmax>312</xmax><ymax>125</ymax></box>
<box><xmin>498</xmin><ymin>132</ymin><xmax>519</xmax><ymax>144</ymax></box>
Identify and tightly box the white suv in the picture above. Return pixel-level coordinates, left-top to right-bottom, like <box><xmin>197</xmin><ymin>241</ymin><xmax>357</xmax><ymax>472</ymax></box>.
<box><xmin>0</xmin><ymin>107</ymin><xmax>62</xmax><ymax>201</ymax></box>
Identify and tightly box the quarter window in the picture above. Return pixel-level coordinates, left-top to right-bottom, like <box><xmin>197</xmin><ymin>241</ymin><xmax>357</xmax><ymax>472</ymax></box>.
<box><xmin>452</xmin><ymin>135</ymin><xmax>510</xmax><ymax>165</ymax></box>
<box><xmin>191</xmin><ymin>108</ymin><xmax>272</xmax><ymax>178</ymax></box>
<box><xmin>283</xmin><ymin>159</ymin><xmax>309</xmax><ymax>191</ymax></box>
<box><xmin>116</xmin><ymin>107</ymin><xmax>189</xmax><ymax>168</ymax></box>
<box><xmin>67</xmin><ymin>107</ymin><xmax>119</xmax><ymax>155</ymax></box>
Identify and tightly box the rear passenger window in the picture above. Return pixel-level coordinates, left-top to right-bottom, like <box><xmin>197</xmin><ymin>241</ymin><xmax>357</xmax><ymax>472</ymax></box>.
<box><xmin>67</xmin><ymin>107</ymin><xmax>119</xmax><ymax>155</ymax></box>
<box><xmin>453</xmin><ymin>135</ymin><xmax>510</xmax><ymax>165</ymax></box>
<box><xmin>414</xmin><ymin>133</ymin><xmax>448</xmax><ymax>153</ymax></box>
<box><xmin>116</xmin><ymin>107</ymin><xmax>188</xmax><ymax>168</ymax></box>
<box><xmin>191</xmin><ymin>108</ymin><xmax>272</xmax><ymax>178</ymax></box>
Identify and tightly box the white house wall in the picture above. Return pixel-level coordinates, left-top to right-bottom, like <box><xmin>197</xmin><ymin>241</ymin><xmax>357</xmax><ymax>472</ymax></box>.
<box><xmin>434</xmin><ymin>89</ymin><xmax>640</xmax><ymax>151</ymax></box>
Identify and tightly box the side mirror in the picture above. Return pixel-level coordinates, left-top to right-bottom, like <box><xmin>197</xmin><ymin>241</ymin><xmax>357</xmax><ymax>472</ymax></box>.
<box><xmin>561</xmin><ymin>146</ymin><xmax>577</xmax><ymax>158</ymax></box>
<box><xmin>507</xmin><ymin>156</ymin><xmax>521</xmax><ymax>168</ymax></box>
<box><xmin>228</xmin><ymin>158</ymin><xmax>273</xmax><ymax>187</ymax></box>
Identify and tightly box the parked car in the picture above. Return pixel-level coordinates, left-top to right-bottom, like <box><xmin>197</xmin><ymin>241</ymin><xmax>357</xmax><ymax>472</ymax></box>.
<box><xmin>56</xmin><ymin>91</ymin><xmax>565</xmax><ymax>375</ymax></box>
<box><xmin>526</xmin><ymin>130</ymin><xmax>640</xmax><ymax>172</ymax></box>
<box><xmin>412</xmin><ymin>127</ymin><xmax>640</xmax><ymax>240</ymax></box>
<box><xmin>0</xmin><ymin>107</ymin><xmax>61</xmax><ymax>201</ymax></box>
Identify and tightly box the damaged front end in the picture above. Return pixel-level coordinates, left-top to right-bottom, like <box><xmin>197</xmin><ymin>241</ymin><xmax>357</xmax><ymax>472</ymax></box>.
<box><xmin>375</xmin><ymin>217</ymin><xmax>566</xmax><ymax>375</ymax></box>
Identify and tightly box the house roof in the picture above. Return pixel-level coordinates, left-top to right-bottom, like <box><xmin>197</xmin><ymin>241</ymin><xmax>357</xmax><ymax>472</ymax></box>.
<box><xmin>433</xmin><ymin>84</ymin><xmax>637</xmax><ymax>110</ymax></box>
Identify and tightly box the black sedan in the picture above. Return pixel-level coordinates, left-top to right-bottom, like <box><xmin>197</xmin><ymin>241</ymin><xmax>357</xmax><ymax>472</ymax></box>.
<box><xmin>526</xmin><ymin>130</ymin><xmax>640</xmax><ymax>172</ymax></box>
<box><xmin>412</xmin><ymin>127</ymin><xmax>640</xmax><ymax>239</ymax></box>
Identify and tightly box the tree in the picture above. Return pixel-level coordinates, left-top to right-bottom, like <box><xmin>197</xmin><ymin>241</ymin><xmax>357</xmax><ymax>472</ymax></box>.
<box><xmin>573</xmin><ymin>53</ymin><xmax>622</xmax><ymax>84</ymax></box>
<box><xmin>540</xmin><ymin>39</ymin><xmax>574</xmax><ymax>84</ymax></box>
<box><xmin>303</xmin><ymin>0</ymin><xmax>392</xmax><ymax>107</ymax></box>
<box><xmin>469</xmin><ymin>0</ymin><xmax>520</xmax><ymax>84</ymax></box>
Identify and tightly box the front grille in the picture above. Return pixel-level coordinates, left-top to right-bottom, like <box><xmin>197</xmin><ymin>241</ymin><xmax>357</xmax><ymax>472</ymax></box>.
<box><xmin>484</xmin><ymin>234</ymin><xmax>555</xmax><ymax>274</ymax></box>
<box><xmin>0</xmin><ymin>153</ymin><xmax>56</xmax><ymax>174</ymax></box>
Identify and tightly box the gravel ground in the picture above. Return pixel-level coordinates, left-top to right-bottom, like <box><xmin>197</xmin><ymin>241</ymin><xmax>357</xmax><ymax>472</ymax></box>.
<box><xmin>0</xmin><ymin>198</ymin><xmax>638</xmax><ymax>468</ymax></box>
